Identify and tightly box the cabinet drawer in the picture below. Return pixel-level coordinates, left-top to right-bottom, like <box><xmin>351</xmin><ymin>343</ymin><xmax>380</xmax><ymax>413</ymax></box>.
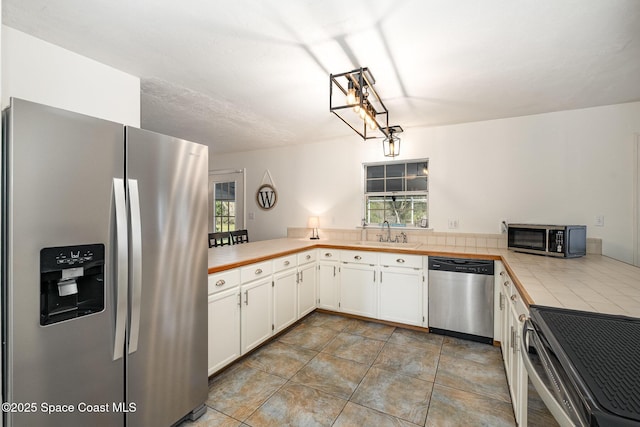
<box><xmin>340</xmin><ymin>250</ymin><xmax>378</xmax><ymax>265</ymax></box>
<box><xmin>318</xmin><ymin>249</ymin><xmax>339</xmax><ymax>262</ymax></box>
<box><xmin>273</xmin><ymin>254</ymin><xmax>297</xmax><ymax>272</ymax></box>
<box><xmin>208</xmin><ymin>269</ymin><xmax>241</xmax><ymax>295</ymax></box>
<box><xmin>297</xmin><ymin>250</ymin><xmax>317</xmax><ymax>265</ymax></box>
<box><xmin>379</xmin><ymin>253</ymin><xmax>422</xmax><ymax>269</ymax></box>
<box><xmin>240</xmin><ymin>261</ymin><xmax>273</xmax><ymax>283</ymax></box>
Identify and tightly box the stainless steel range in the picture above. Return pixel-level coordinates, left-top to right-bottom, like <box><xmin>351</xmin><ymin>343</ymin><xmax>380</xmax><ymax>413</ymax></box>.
<box><xmin>523</xmin><ymin>305</ymin><xmax>640</xmax><ymax>427</ymax></box>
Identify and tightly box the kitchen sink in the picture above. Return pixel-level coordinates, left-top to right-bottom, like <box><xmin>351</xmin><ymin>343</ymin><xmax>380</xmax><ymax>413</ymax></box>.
<box><xmin>353</xmin><ymin>241</ymin><xmax>421</xmax><ymax>249</ymax></box>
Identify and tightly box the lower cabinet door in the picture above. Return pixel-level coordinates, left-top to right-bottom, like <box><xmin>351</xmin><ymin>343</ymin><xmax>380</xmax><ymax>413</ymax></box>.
<box><xmin>273</xmin><ymin>269</ymin><xmax>298</xmax><ymax>333</ymax></box>
<box><xmin>241</xmin><ymin>278</ymin><xmax>273</xmax><ymax>353</ymax></box>
<box><xmin>378</xmin><ymin>267</ymin><xmax>423</xmax><ymax>326</ymax></box>
<box><xmin>298</xmin><ymin>264</ymin><xmax>317</xmax><ymax>318</ymax></box>
<box><xmin>318</xmin><ymin>262</ymin><xmax>339</xmax><ymax>310</ymax></box>
<box><xmin>208</xmin><ymin>287</ymin><xmax>241</xmax><ymax>375</ymax></box>
<box><xmin>340</xmin><ymin>264</ymin><xmax>377</xmax><ymax>318</ymax></box>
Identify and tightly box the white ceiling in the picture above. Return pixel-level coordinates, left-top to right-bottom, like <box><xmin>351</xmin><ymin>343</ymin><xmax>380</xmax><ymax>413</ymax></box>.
<box><xmin>3</xmin><ymin>0</ymin><xmax>640</xmax><ymax>154</ymax></box>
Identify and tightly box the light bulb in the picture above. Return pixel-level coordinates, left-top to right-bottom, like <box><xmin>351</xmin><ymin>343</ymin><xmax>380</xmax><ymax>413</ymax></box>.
<box><xmin>346</xmin><ymin>81</ymin><xmax>357</xmax><ymax>105</ymax></box>
<box><xmin>359</xmin><ymin>104</ymin><xmax>367</xmax><ymax>120</ymax></box>
<box><xmin>368</xmin><ymin>109</ymin><xmax>377</xmax><ymax>130</ymax></box>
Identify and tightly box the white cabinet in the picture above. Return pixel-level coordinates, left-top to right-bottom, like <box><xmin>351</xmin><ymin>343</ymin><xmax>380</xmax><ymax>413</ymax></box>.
<box><xmin>508</xmin><ymin>289</ymin><xmax>529</xmax><ymax>426</ymax></box>
<box><xmin>207</xmin><ymin>287</ymin><xmax>241</xmax><ymax>376</ymax></box>
<box><xmin>498</xmin><ymin>267</ymin><xmax>512</xmax><ymax>368</ymax></box>
<box><xmin>498</xmin><ymin>266</ymin><xmax>529</xmax><ymax>427</ymax></box>
<box><xmin>318</xmin><ymin>249</ymin><xmax>340</xmax><ymax>310</ymax></box>
<box><xmin>240</xmin><ymin>277</ymin><xmax>273</xmax><ymax>353</ymax></box>
<box><xmin>273</xmin><ymin>268</ymin><xmax>298</xmax><ymax>333</ymax></box>
<box><xmin>297</xmin><ymin>250</ymin><xmax>317</xmax><ymax>318</ymax></box>
<box><xmin>379</xmin><ymin>265</ymin><xmax>423</xmax><ymax>326</ymax></box>
<box><xmin>207</xmin><ymin>270</ymin><xmax>241</xmax><ymax>376</ymax></box>
<box><xmin>340</xmin><ymin>262</ymin><xmax>377</xmax><ymax>318</ymax></box>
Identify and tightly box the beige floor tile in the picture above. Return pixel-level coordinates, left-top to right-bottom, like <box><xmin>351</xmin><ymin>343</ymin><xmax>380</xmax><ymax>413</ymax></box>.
<box><xmin>322</xmin><ymin>332</ymin><xmax>385</xmax><ymax>365</ymax></box>
<box><xmin>351</xmin><ymin>367</ymin><xmax>433</xmax><ymax>425</ymax></box>
<box><xmin>245</xmin><ymin>383</ymin><xmax>346</xmax><ymax>427</ymax></box>
<box><xmin>290</xmin><ymin>352</ymin><xmax>369</xmax><ymax>399</ymax></box>
<box><xmin>441</xmin><ymin>336</ymin><xmax>503</xmax><ymax>365</ymax></box>
<box><xmin>425</xmin><ymin>384</ymin><xmax>515</xmax><ymax>427</ymax></box>
<box><xmin>373</xmin><ymin>341</ymin><xmax>440</xmax><ymax>382</ymax></box>
<box><xmin>333</xmin><ymin>402</ymin><xmax>422</xmax><ymax>427</ymax></box>
<box><xmin>278</xmin><ymin>323</ymin><xmax>339</xmax><ymax>351</ymax></box>
<box><xmin>301</xmin><ymin>311</ymin><xmax>351</xmax><ymax>331</ymax></box>
<box><xmin>343</xmin><ymin>318</ymin><xmax>396</xmax><ymax>341</ymax></box>
<box><xmin>387</xmin><ymin>327</ymin><xmax>444</xmax><ymax>350</ymax></box>
<box><xmin>207</xmin><ymin>365</ymin><xmax>286</xmax><ymax>421</ymax></box>
<box><xmin>177</xmin><ymin>408</ymin><xmax>241</xmax><ymax>427</ymax></box>
<box><xmin>241</xmin><ymin>341</ymin><xmax>317</xmax><ymax>379</ymax></box>
<box><xmin>435</xmin><ymin>354</ymin><xmax>510</xmax><ymax>403</ymax></box>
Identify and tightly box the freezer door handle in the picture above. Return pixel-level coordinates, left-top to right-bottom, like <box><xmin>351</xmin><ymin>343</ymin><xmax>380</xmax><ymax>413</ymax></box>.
<box><xmin>128</xmin><ymin>179</ymin><xmax>143</xmax><ymax>354</ymax></box>
<box><xmin>113</xmin><ymin>178</ymin><xmax>128</xmax><ymax>361</ymax></box>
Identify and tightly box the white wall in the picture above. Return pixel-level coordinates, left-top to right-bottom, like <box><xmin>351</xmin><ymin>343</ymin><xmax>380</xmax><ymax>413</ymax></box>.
<box><xmin>1</xmin><ymin>26</ymin><xmax>140</xmax><ymax>125</ymax></box>
<box><xmin>212</xmin><ymin>102</ymin><xmax>640</xmax><ymax>263</ymax></box>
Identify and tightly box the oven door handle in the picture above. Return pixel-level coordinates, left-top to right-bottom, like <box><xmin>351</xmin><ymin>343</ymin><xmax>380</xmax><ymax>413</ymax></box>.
<box><xmin>521</xmin><ymin>320</ymin><xmax>586</xmax><ymax>427</ymax></box>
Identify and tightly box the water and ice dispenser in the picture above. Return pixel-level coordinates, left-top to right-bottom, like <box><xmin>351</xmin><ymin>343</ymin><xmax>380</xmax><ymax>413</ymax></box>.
<box><xmin>40</xmin><ymin>244</ymin><xmax>105</xmax><ymax>325</ymax></box>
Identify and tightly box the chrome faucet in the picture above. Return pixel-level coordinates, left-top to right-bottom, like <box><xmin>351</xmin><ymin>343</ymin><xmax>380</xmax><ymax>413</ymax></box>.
<box><xmin>382</xmin><ymin>220</ymin><xmax>391</xmax><ymax>242</ymax></box>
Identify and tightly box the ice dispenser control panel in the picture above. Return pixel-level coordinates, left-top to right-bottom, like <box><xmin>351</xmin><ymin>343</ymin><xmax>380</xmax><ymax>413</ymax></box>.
<box><xmin>40</xmin><ymin>244</ymin><xmax>105</xmax><ymax>326</ymax></box>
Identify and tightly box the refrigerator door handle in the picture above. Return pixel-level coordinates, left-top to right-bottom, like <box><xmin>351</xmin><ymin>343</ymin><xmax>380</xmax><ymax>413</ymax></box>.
<box><xmin>127</xmin><ymin>179</ymin><xmax>143</xmax><ymax>354</ymax></box>
<box><xmin>113</xmin><ymin>178</ymin><xmax>128</xmax><ymax>361</ymax></box>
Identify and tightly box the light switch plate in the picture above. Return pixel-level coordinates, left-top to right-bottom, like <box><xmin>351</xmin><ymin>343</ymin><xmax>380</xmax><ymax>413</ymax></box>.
<box><xmin>595</xmin><ymin>215</ymin><xmax>604</xmax><ymax>227</ymax></box>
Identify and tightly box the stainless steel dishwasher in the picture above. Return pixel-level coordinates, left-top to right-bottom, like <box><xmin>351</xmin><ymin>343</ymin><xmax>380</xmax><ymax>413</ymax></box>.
<box><xmin>428</xmin><ymin>257</ymin><xmax>494</xmax><ymax>344</ymax></box>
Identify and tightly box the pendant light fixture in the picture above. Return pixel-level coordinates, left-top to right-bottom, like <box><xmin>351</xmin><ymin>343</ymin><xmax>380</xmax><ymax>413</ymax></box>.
<box><xmin>330</xmin><ymin>67</ymin><xmax>404</xmax><ymax>157</ymax></box>
<box><xmin>330</xmin><ymin>67</ymin><xmax>389</xmax><ymax>140</ymax></box>
<box><xmin>383</xmin><ymin>126</ymin><xmax>403</xmax><ymax>157</ymax></box>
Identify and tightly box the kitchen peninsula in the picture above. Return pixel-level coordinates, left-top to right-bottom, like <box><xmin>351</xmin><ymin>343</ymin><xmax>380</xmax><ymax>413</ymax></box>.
<box><xmin>208</xmin><ymin>237</ymin><xmax>640</xmax><ymax>317</ymax></box>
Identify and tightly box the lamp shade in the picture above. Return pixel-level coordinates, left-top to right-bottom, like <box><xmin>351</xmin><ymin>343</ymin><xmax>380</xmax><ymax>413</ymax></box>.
<box><xmin>308</xmin><ymin>216</ymin><xmax>319</xmax><ymax>228</ymax></box>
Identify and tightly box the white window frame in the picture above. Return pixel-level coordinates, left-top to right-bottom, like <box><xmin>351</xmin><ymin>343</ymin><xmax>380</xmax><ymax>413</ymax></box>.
<box><xmin>363</xmin><ymin>159</ymin><xmax>429</xmax><ymax>228</ymax></box>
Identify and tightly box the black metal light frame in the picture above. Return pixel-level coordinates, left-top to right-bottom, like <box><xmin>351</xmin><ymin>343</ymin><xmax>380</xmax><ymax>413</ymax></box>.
<box><xmin>329</xmin><ymin>67</ymin><xmax>390</xmax><ymax>140</ymax></box>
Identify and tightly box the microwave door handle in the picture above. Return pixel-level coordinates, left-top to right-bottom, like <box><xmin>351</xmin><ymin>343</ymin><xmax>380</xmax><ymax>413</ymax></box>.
<box><xmin>127</xmin><ymin>179</ymin><xmax>142</xmax><ymax>354</ymax></box>
<box><xmin>520</xmin><ymin>321</ymin><xmax>586</xmax><ymax>427</ymax></box>
<box><xmin>112</xmin><ymin>178</ymin><xmax>128</xmax><ymax>361</ymax></box>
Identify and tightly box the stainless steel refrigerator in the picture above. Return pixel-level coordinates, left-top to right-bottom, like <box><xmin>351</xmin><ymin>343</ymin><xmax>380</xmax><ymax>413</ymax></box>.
<box><xmin>1</xmin><ymin>98</ymin><xmax>208</xmax><ymax>426</ymax></box>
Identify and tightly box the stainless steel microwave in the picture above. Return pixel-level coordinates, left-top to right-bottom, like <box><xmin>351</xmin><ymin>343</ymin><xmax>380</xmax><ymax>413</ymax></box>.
<box><xmin>507</xmin><ymin>224</ymin><xmax>586</xmax><ymax>258</ymax></box>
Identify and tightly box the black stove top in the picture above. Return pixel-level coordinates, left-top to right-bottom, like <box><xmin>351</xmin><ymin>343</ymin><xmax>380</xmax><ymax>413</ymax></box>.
<box><xmin>530</xmin><ymin>305</ymin><xmax>640</xmax><ymax>425</ymax></box>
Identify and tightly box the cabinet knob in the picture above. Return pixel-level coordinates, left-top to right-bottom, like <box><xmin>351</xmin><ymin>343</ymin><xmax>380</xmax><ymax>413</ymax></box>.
<box><xmin>284</xmin><ymin>261</ymin><xmax>290</xmax><ymax>266</ymax></box>
<box><xmin>324</xmin><ymin>252</ymin><xmax>332</xmax><ymax>258</ymax></box>
<box><xmin>500</xmin><ymin>271</ymin><xmax>506</xmax><ymax>277</ymax></box>
<box><xmin>215</xmin><ymin>279</ymin><xmax>225</xmax><ymax>287</ymax></box>
<box><xmin>255</xmin><ymin>268</ymin><xmax>263</xmax><ymax>275</ymax></box>
<box><xmin>519</xmin><ymin>314</ymin><xmax>527</xmax><ymax>322</ymax></box>
<box><xmin>510</xmin><ymin>294</ymin><xmax>517</xmax><ymax>301</ymax></box>
<box><xmin>306</xmin><ymin>255</ymin><xmax>311</xmax><ymax>260</ymax></box>
<box><xmin>354</xmin><ymin>255</ymin><xmax>362</xmax><ymax>260</ymax></box>
<box><xmin>503</xmin><ymin>280</ymin><xmax>510</xmax><ymax>287</ymax></box>
<box><xmin>396</xmin><ymin>258</ymin><xmax>405</xmax><ymax>263</ymax></box>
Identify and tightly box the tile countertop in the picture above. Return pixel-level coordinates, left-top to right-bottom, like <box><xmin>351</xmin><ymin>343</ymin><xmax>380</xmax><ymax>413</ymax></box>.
<box><xmin>208</xmin><ymin>238</ymin><xmax>640</xmax><ymax>318</ymax></box>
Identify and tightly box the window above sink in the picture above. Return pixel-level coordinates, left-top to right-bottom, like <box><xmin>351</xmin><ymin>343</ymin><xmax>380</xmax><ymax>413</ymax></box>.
<box><xmin>363</xmin><ymin>159</ymin><xmax>429</xmax><ymax>228</ymax></box>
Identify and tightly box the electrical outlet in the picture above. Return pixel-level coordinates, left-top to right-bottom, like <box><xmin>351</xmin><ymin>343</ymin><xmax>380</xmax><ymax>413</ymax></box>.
<box><xmin>248</xmin><ymin>212</ymin><xmax>255</xmax><ymax>221</ymax></box>
<box><xmin>595</xmin><ymin>215</ymin><xmax>604</xmax><ymax>227</ymax></box>
<box><xmin>448</xmin><ymin>219</ymin><xmax>459</xmax><ymax>229</ymax></box>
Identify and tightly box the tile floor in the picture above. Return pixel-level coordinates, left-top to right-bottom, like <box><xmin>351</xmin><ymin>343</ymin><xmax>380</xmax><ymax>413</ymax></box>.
<box><xmin>179</xmin><ymin>312</ymin><xmax>555</xmax><ymax>427</ymax></box>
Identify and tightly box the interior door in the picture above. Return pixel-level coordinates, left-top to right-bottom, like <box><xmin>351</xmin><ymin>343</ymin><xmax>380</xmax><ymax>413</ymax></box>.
<box><xmin>208</xmin><ymin>170</ymin><xmax>245</xmax><ymax>233</ymax></box>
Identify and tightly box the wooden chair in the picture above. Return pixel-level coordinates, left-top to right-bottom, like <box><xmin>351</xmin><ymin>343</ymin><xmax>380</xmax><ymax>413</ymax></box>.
<box><xmin>230</xmin><ymin>229</ymin><xmax>249</xmax><ymax>245</ymax></box>
<box><xmin>209</xmin><ymin>232</ymin><xmax>231</xmax><ymax>248</ymax></box>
